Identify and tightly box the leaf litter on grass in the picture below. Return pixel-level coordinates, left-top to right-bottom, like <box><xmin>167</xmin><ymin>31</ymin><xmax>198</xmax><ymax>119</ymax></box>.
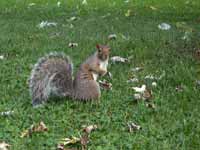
<box><xmin>57</xmin><ymin>125</ymin><xmax>97</xmax><ymax>150</ymax></box>
<box><xmin>99</xmin><ymin>80</ymin><xmax>112</xmax><ymax>90</ymax></box>
<box><xmin>20</xmin><ymin>121</ymin><xmax>48</xmax><ymax>138</ymax></box>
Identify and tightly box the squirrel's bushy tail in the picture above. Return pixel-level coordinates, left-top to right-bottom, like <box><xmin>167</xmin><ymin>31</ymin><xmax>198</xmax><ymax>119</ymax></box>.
<box><xmin>29</xmin><ymin>52</ymin><xmax>73</xmax><ymax>106</ymax></box>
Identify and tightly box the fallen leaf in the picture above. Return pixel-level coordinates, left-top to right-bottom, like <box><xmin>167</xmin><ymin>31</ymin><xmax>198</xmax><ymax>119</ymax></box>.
<box><xmin>99</xmin><ymin>80</ymin><xmax>112</xmax><ymax>90</ymax></box>
<box><xmin>0</xmin><ymin>142</ymin><xmax>10</xmax><ymax>150</ymax></box>
<box><xmin>151</xmin><ymin>82</ymin><xmax>157</xmax><ymax>87</ymax></box>
<box><xmin>69</xmin><ymin>24</ymin><xmax>74</xmax><ymax>28</ymax></box>
<box><xmin>175</xmin><ymin>85</ymin><xmax>184</xmax><ymax>92</ymax></box>
<box><xmin>57</xmin><ymin>136</ymin><xmax>80</xmax><ymax>150</ymax></box>
<box><xmin>133</xmin><ymin>87</ymin><xmax>152</xmax><ymax>101</ymax></box>
<box><xmin>69</xmin><ymin>17</ymin><xmax>77</xmax><ymax>21</ymax></box>
<box><xmin>57</xmin><ymin>1</ymin><xmax>61</xmax><ymax>7</ymax></box>
<box><xmin>132</xmin><ymin>85</ymin><xmax>146</xmax><ymax>93</ymax></box>
<box><xmin>80</xmin><ymin>133</ymin><xmax>89</xmax><ymax>150</ymax></box>
<box><xmin>111</xmin><ymin>56</ymin><xmax>128</xmax><ymax>63</ymax></box>
<box><xmin>133</xmin><ymin>93</ymin><xmax>142</xmax><ymax>101</ymax></box>
<box><xmin>158</xmin><ymin>23</ymin><xmax>171</xmax><ymax>30</ymax></box>
<box><xmin>0</xmin><ymin>55</ymin><xmax>4</xmax><ymax>60</ymax></box>
<box><xmin>125</xmin><ymin>9</ymin><xmax>131</xmax><ymax>17</ymax></box>
<box><xmin>20</xmin><ymin>121</ymin><xmax>48</xmax><ymax>138</ymax></box>
<box><xmin>131</xmin><ymin>67</ymin><xmax>143</xmax><ymax>72</ymax></box>
<box><xmin>127</xmin><ymin>77</ymin><xmax>139</xmax><ymax>83</ymax></box>
<box><xmin>28</xmin><ymin>3</ymin><xmax>36</xmax><ymax>7</ymax></box>
<box><xmin>38</xmin><ymin>21</ymin><xmax>57</xmax><ymax>28</ymax></box>
<box><xmin>60</xmin><ymin>137</ymin><xmax>80</xmax><ymax>145</ymax></box>
<box><xmin>142</xmin><ymin>89</ymin><xmax>152</xmax><ymax>101</ymax></box>
<box><xmin>82</xmin><ymin>0</ymin><xmax>87</xmax><ymax>5</ymax></box>
<box><xmin>1</xmin><ymin>111</ymin><xmax>14</xmax><ymax>116</ymax></box>
<box><xmin>108</xmin><ymin>34</ymin><xmax>117</xmax><ymax>40</ymax></box>
<box><xmin>82</xmin><ymin>125</ymin><xmax>97</xmax><ymax>134</ymax></box>
<box><xmin>68</xmin><ymin>43</ymin><xmax>78</xmax><ymax>48</ymax></box>
<box><xmin>127</xmin><ymin>122</ymin><xmax>141</xmax><ymax>132</ymax></box>
<box><xmin>146</xmin><ymin>103</ymin><xmax>156</xmax><ymax>109</ymax></box>
<box><xmin>149</xmin><ymin>5</ymin><xmax>157</xmax><ymax>10</ymax></box>
<box><xmin>145</xmin><ymin>75</ymin><xmax>156</xmax><ymax>80</ymax></box>
<box><xmin>124</xmin><ymin>0</ymin><xmax>129</xmax><ymax>3</ymax></box>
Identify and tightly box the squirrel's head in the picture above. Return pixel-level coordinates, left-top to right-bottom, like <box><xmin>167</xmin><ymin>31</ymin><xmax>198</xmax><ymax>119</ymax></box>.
<box><xmin>96</xmin><ymin>44</ymin><xmax>110</xmax><ymax>61</ymax></box>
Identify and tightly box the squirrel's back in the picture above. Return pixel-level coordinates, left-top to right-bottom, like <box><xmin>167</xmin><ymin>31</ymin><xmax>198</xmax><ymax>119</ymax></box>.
<box><xmin>29</xmin><ymin>52</ymin><xmax>73</xmax><ymax>106</ymax></box>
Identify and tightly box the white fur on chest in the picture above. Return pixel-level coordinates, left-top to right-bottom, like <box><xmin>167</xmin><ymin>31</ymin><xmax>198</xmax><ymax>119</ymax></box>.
<box><xmin>92</xmin><ymin>60</ymin><xmax>108</xmax><ymax>81</ymax></box>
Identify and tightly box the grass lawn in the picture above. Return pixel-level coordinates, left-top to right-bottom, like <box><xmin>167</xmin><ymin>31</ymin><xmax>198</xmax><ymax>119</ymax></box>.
<box><xmin>0</xmin><ymin>0</ymin><xmax>200</xmax><ymax>149</ymax></box>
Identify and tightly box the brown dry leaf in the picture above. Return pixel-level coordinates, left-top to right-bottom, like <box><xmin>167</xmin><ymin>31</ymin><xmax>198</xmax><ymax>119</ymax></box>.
<box><xmin>82</xmin><ymin>125</ymin><xmax>97</xmax><ymax>134</ymax></box>
<box><xmin>99</xmin><ymin>80</ymin><xmax>112</xmax><ymax>90</ymax></box>
<box><xmin>80</xmin><ymin>133</ymin><xmax>89</xmax><ymax>150</ymax></box>
<box><xmin>20</xmin><ymin>121</ymin><xmax>48</xmax><ymax>138</ymax></box>
<box><xmin>127</xmin><ymin>122</ymin><xmax>141</xmax><ymax>132</ymax></box>
<box><xmin>142</xmin><ymin>89</ymin><xmax>152</xmax><ymax>101</ymax></box>
<box><xmin>0</xmin><ymin>142</ymin><xmax>10</xmax><ymax>150</ymax></box>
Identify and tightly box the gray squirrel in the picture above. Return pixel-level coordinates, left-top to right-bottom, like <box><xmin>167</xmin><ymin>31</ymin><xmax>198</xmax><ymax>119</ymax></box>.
<box><xmin>29</xmin><ymin>44</ymin><xmax>110</xmax><ymax>106</ymax></box>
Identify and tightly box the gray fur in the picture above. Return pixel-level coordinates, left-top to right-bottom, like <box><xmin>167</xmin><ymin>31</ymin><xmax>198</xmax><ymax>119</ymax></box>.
<box><xmin>29</xmin><ymin>52</ymin><xmax>73</xmax><ymax>106</ymax></box>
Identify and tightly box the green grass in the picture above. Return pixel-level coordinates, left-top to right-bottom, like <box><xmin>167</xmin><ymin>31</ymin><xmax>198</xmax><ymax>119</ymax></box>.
<box><xmin>0</xmin><ymin>0</ymin><xmax>200</xmax><ymax>149</ymax></box>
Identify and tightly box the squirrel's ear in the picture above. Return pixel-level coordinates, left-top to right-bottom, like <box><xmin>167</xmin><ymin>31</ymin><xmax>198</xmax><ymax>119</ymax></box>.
<box><xmin>96</xmin><ymin>44</ymin><xmax>102</xmax><ymax>52</ymax></box>
<box><xmin>96</xmin><ymin>44</ymin><xmax>100</xmax><ymax>50</ymax></box>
